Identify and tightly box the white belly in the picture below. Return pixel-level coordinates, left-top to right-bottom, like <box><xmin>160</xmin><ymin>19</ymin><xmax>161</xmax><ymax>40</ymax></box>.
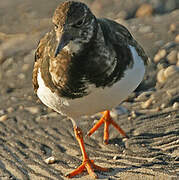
<box><xmin>37</xmin><ymin>45</ymin><xmax>145</xmax><ymax>119</ymax></box>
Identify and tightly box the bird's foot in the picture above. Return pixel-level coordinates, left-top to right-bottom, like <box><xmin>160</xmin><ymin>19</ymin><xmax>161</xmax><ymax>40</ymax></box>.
<box><xmin>87</xmin><ymin>110</ymin><xmax>127</xmax><ymax>144</ymax></box>
<box><xmin>66</xmin><ymin>158</ymin><xmax>108</xmax><ymax>179</ymax></box>
<box><xmin>66</xmin><ymin>126</ymin><xmax>108</xmax><ymax>178</ymax></box>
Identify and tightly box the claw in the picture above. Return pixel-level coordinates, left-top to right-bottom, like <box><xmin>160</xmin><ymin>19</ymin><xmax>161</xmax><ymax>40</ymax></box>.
<box><xmin>67</xmin><ymin>126</ymin><xmax>109</xmax><ymax>178</ymax></box>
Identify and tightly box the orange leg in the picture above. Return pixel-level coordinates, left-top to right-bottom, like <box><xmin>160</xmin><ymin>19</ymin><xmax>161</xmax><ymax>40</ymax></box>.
<box><xmin>66</xmin><ymin>126</ymin><xmax>109</xmax><ymax>179</ymax></box>
<box><xmin>87</xmin><ymin>110</ymin><xmax>127</xmax><ymax>145</ymax></box>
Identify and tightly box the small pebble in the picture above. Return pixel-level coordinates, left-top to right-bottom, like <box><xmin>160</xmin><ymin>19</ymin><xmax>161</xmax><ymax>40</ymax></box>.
<box><xmin>113</xmin><ymin>155</ymin><xmax>120</xmax><ymax>160</ymax></box>
<box><xmin>25</xmin><ymin>106</ymin><xmax>40</xmax><ymax>114</ymax></box>
<box><xmin>22</xmin><ymin>64</ymin><xmax>30</xmax><ymax>72</ymax></box>
<box><xmin>19</xmin><ymin>105</ymin><xmax>24</xmax><ymax>110</ymax></box>
<box><xmin>169</xmin><ymin>23</ymin><xmax>176</xmax><ymax>33</ymax></box>
<box><xmin>173</xmin><ymin>102</ymin><xmax>179</xmax><ymax>109</ymax></box>
<box><xmin>45</xmin><ymin>156</ymin><xmax>55</xmax><ymax>164</ymax></box>
<box><xmin>167</xmin><ymin>50</ymin><xmax>178</xmax><ymax>64</ymax></box>
<box><xmin>7</xmin><ymin>107</ymin><xmax>14</xmax><ymax>113</ymax></box>
<box><xmin>18</xmin><ymin>73</ymin><xmax>26</xmax><ymax>80</ymax></box>
<box><xmin>175</xmin><ymin>34</ymin><xmax>179</xmax><ymax>43</ymax></box>
<box><xmin>0</xmin><ymin>115</ymin><xmax>8</xmax><ymax>121</ymax></box>
<box><xmin>141</xmin><ymin>97</ymin><xmax>154</xmax><ymax>109</ymax></box>
<box><xmin>10</xmin><ymin>96</ymin><xmax>17</xmax><ymax>102</ymax></box>
<box><xmin>0</xmin><ymin>109</ymin><xmax>5</xmax><ymax>115</ymax></box>
<box><xmin>122</xmin><ymin>137</ymin><xmax>128</xmax><ymax>142</ymax></box>
<box><xmin>27</xmin><ymin>96</ymin><xmax>33</xmax><ymax>101</ymax></box>
<box><xmin>46</xmin><ymin>112</ymin><xmax>58</xmax><ymax>118</ymax></box>
<box><xmin>157</xmin><ymin>65</ymin><xmax>179</xmax><ymax>83</ymax></box>
<box><xmin>164</xmin><ymin>65</ymin><xmax>179</xmax><ymax>78</ymax></box>
<box><xmin>153</xmin><ymin>54</ymin><xmax>161</xmax><ymax>63</ymax></box>
<box><xmin>153</xmin><ymin>49</ymin><xmax>166</xmax><ymax>63</ymax></box>
<box><xmin>158</xmin><ymin>49</ymin><xmax>167</xmax><ymax>58</ymax></box>
<box><xmin>131</xmin><ymin>111</ymin><xmax>137</xmax><ymax>118</ymax></box>
<box><xmin>113</xmin><ymin>156</ymin><xmax>118</xmax><ymax>160</ymax></box>
<box><xmin>136</xmin><ymin>3</ymin><xmax>153</xmax><ymax>17</ymax></box>
<box><xmin>160</xmin><ymin>103</ymin><xmax>167</xmax><ymax>109</ymax></box>
<box><xmin>157</xmin><ymin>68</ymin><xmax>166</xmax><ymax>83</ymax></box>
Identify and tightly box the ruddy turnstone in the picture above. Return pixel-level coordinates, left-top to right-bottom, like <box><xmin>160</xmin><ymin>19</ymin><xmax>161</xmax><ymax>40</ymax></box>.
<box><xmin>33</xmin><ymin>1</ymin><xmax>148</xmax><ymax>178</ymax></box>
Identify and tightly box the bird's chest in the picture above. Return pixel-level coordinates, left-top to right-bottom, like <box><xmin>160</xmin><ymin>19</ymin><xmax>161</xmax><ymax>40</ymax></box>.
<box><xmin>36</xmin><ymin>45</ymin><xmax>145</xmax><ymax>119</ymax></box>
<box><xmin>63</xmin><ymin>45</ymin><xmax>145</xmax><ymax>118</ymax></box>
<box><xmin>36</xmin><ymin>68</ymin><xmax>68</xmax><ymax>114</ymax></box>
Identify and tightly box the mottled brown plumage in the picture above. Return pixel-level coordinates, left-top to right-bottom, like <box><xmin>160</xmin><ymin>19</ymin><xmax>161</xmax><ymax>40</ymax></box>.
<box><xmin>32</xmin><ymin>1</ymin><xmax>148</xmax><ymax>178</ymax></box>
<box><xmin>33</xmin><ymin>29</ymin><xmax>72</xmax><ymax>95</ymax></box>
<box><xmin>33</xmin><ymin>19</ymin><xmax>148</xmax><ymax>98</ymax></box>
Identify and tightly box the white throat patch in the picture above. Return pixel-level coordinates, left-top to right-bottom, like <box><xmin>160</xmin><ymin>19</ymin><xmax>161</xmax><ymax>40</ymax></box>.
<box><xmin>64</xmin><ymin>41</ymin><xmax>81</xmax><ymax>54</ymax></box>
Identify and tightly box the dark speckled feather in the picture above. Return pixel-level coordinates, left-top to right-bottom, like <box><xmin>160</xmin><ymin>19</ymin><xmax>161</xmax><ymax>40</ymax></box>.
<box><xmin>33</xmin><ymin>1</ymin><xmax>148</xmax><ymax>100</ymax></box>
<box><xmin>99</xmin><ymin>18</ymin><xmax>148</xmax><ymax>65</ymax></box>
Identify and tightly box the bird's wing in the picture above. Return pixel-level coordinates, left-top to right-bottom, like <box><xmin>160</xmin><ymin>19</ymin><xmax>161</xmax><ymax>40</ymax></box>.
<box><xmin>32</xmin><ymin>30</ymin><xmax>75</xmax><ymax>97</ymax></box>
<box><xmin>98</xmin><ymin>18</ymin><xmax>148</xmax><ymax>65</ymax></box>
<box><xmin>32</xmin><ymin>30</ymin><xmax>56</xmax><ymax>93</ymax></box>
<box><xmin>32</xmin><ymin>38</ymin><xmax>44</xmax><ymax>93</ymax></box>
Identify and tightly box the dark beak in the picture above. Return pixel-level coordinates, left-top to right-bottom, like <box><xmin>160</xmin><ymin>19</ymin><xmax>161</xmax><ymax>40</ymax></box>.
<box><xmin>54</xmin><ymin>32</ymin><xmax>72</xmax><ymax>57</ymax></box>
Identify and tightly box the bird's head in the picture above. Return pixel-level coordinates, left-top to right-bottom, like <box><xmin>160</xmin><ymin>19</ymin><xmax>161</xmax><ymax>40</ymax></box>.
<box><xmin>53</xmin><ymin>1</ymin><xmax>97</xmax><ymax>57</ymax></box>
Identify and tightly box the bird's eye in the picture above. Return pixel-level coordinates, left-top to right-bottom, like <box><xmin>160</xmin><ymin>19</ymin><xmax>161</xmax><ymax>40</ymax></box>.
<box><xmin>74</xmin><ymin>19</ymin><xmax>84</xmax><ymax>27</ymax></box>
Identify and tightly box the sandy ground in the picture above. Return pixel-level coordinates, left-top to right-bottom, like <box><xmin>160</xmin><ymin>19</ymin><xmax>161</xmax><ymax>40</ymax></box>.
<box><xmin>0</xmin><ymin>0</ymin><xmax>179</xmax><ymax>179</ymax></box>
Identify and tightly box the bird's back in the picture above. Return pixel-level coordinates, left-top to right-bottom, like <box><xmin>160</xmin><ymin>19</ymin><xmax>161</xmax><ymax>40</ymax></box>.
<box><xmin>98</xmin><ymin>18</ymin><xmax>148</xmax><ymax>65</ymax></box>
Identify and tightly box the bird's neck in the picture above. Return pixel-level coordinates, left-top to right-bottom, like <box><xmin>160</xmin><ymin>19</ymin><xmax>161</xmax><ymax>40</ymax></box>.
<box><xmin>63</xmin><ymin>41</ymin><xmax>81</xmax><ymax>54</ymax></box>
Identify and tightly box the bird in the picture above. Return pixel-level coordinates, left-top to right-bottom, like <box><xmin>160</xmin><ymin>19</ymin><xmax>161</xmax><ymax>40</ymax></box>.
<box><xmin>32</xmin><ymin>1</ymin><xmax>148</xmax><ymax>179</ymax></box>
